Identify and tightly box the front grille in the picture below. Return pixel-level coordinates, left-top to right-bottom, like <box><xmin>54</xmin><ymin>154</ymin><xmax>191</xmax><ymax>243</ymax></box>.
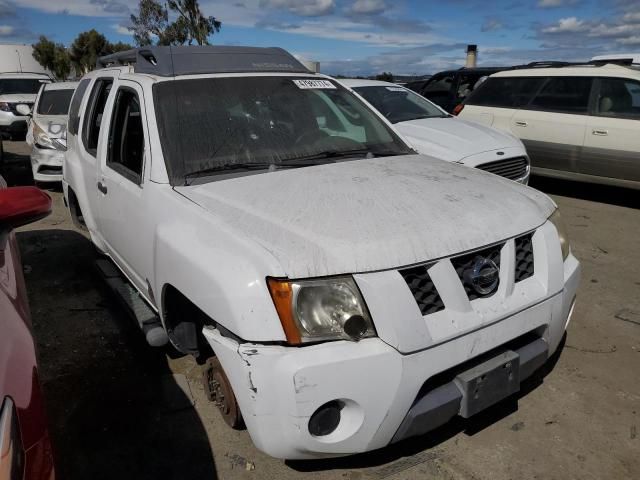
<box><xmin>400</xmin><ymin>264</ymin><xmax>445</xmax><ymax>315</ymax></box>
<box><xmin>478</xmin><ymin>157</ymin><xmax>528</xmax><ymax>181</ymax></box>
<box><xmin>450</xmin><ymin>243</ymin><xmax>503</xmax><ymax>301</ymax></box>
<box><xmin>514</xmin><ymin>233</ymin><xmax>534</xmax><ymax>282</ymax></box>
<box><xmin>8</xmin><ymin>102</ymin><xmax>33</xmax><ymax>115</ymax></box>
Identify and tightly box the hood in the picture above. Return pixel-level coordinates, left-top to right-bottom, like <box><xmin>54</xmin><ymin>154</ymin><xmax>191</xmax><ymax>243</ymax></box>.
<box><xmin>395</xmin><ymin>117</ymin><xmax>522</xmax><ymax>163</ymax></box>
<box><xmin>33</xmin><ymin>115</ymin><xmax>67</xmax><ymax>139</ymax></box>
<box><xmin>0</xmin><ymin>93</ymin><xmax>36</xmax><ymax>103</ymax></box>
<box><xmin>176</xmin><ymin>155</ymin><xmax>555</xmax><ymax>278</ymax></box>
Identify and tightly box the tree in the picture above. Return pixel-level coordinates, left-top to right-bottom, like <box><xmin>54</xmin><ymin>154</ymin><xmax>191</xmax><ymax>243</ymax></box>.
<box><xmin>130</xmin><ymin>0</ymin><xmax>221</xmax><ymax>47</ymax></box>
<box><xmin>32</xmin><ymin>36</ymin><xmax>71</xmax><ymax>80</ymax></box>
<box><xmin>69</xmin><ymin>29</ymin><xmax>111</xmax><ymax>74</ymax></box>
<box><xmin>375</xmin><ymin>72</ymin><xmax>394</xmax><ymax>82</ymax></box>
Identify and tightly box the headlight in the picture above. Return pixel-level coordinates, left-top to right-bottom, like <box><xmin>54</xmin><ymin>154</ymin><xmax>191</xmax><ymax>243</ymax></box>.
<box><xmin>33</xmin><ymin>123</ymin><xmax>54</xmax><ymax>149</ymax></box>
<box><xmin>267</xmin><ymin>276</ymin><xmax>375</xmax><ymax>344</ymax></box>
<box><xmin>548</xmin><ymin>209</ymin><xmax>570</xmax><ymax>260</ymax></box>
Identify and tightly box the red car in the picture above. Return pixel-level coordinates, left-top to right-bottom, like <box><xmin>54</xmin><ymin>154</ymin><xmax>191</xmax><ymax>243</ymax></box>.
<box><xmin>0</xmin><ymin>179</ymin><xmax>54</xmax><ymax>480</ymax></box>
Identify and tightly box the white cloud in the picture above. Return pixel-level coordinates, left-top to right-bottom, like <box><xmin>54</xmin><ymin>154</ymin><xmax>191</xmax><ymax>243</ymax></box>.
<box><xmin>542</xmin><ymin>17</ymin><xmax>589</xmax><ymax>33</ymax></box>
<box><xmin>350</xmin><ymin>0</ymin><xmax>387</xmax><ymax>15</ymax></box>
<box><xmin>0</xmin><ymin>24</ymin><xmax>13</xmax><ymax>35</ymax></box>
<box><xmin>261</xmin><ymin>0</ymin><xmax>335</xmax><ymax>17</ymax></box>
<box><xmin>111</xmin><ymin>23</ymin><xmax>132</xmax><ymax>36</ymax></box>
<box><xmin>18</xmin><ymin>0</ymin><xmax>128</xmax><ymax>17</ymax></box>
<box><xmin>537</xmin><ymin>0</ymin><xmax>579</xmax><ymax>7</ymax></box>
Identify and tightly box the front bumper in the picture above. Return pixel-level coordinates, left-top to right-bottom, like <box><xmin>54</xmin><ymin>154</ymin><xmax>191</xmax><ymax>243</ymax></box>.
<box><xmin>31</xmin><ymin>146</ymin><xmax>63</xmax><ymax>182</ymax></box>
<box><xmin>204</xmin><ymin>253</ymin><xmax>580</xmax><ymax>460</ymax></box>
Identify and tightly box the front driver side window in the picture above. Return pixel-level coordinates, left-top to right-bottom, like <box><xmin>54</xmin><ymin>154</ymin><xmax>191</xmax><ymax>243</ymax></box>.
<box><xmin>107</xmin><ymin>88</ymin><xmax>145</xmax><ymax>184</ymax></box>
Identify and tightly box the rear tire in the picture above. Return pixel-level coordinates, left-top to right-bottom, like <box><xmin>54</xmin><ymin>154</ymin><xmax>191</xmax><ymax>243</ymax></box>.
<box><xmin>202</xmin><ymin>357</ymin><xmax>244</xmax><ymax>429</ymax></box>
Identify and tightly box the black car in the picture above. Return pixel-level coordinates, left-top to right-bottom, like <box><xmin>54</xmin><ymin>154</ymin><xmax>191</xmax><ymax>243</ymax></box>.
<box><xmin>408</xmin><ymin>67</ymin><xmax>513</xmax><ymax>113</ymax></box>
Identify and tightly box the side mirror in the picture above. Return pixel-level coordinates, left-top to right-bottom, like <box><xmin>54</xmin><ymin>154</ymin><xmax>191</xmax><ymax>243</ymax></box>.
<box><xmin>0</xmin><ymin>186</ymin><xmax>51</xmax><ymax>231</ymax></box>
<box><xmin>15</xmin><ymin>104</ymin><xmax>32</xmax><ymax>116</ymax></box>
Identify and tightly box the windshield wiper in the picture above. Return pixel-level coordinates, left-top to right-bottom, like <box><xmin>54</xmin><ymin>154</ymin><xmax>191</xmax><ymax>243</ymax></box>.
<box><xmin>281</xmin><ymin>147</ymin><xmax>404</xmax><ymax>164</ymax></box>
<box><xmin>183</xmin><ymin>162</ymin><xmax>276</xmax><ymax>185</ymax></box>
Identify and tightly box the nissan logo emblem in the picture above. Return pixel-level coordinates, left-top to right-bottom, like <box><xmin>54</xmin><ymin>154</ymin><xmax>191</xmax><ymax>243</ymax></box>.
<box><xmin>466</xmin><ymin>257</ymin><xmax>500</xmax><ymax>295</ymax></box>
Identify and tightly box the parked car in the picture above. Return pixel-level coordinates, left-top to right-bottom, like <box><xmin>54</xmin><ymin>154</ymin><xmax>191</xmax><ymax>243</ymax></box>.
<box><xmin>407</xmin><ymin>67</ymin><xmax>512</xmax><ymax>113</ymax></box>
<box><xmin>0</xmin><ymin>73</ymin><xmax>51</xmax><ymax>140</ymax></box>
<box><xmin>591</xmin><ymin>53</ymin><xmax>639</xmax><ymax>65</ymax></box>
<box><xmin>458</xmin><ymin>63</ymin><xmax>640</xmax><ymax>189</ymax></box>
<box><xmin>340</xmin><ymin>79</ymin><xmax>530</xmax><ymax>183</ymax></box>
<box><xmin>64</xmin><ymin>46</ymin><xmax>580</xmax><ymax>460</ymax></box>
<box><xmin>0</xmin><ymin>177</ymin><xmax>54</xmax><ymax>479</ymax></box>
<box><xmin>24</xmin><ymin>82</ymin><xmax>78</xmax><ymax>183</ymax></box>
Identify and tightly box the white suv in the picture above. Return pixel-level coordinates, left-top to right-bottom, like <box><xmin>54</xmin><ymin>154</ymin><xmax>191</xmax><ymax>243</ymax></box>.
<box><xmin>0</xmin><ymin>73</ymin><xmax>51</xmax><ymax>139</ymax></box>
<box><xmin>458</xmin><ymin>64</ymin><xmax>640</xmax><ymax>189</ymax></box>
<box><xmin>63</xmin><ymin>46</ymin><xmax>580</xmax><ymax>460</ymax></box>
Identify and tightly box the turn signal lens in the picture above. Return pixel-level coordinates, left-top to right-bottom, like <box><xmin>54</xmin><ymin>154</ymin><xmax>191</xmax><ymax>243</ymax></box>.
<box><xmin>548</xmin><ymin>209</ymin><xmax>570</xmax><ymax>260</ymax></box>
<box><xmin>452</xmin><ymin>104</ymin><xmax>464</xmax><ymax>115</ymax></box>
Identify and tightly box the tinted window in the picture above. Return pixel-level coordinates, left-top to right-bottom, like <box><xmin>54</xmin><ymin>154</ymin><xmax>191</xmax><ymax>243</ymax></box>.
<box><xmin>0</xmin><ymin>79</ymin><xmax>44</xmax><ymax>95</ymax></box>
<box><xmin>423</xmin><ymin>74</ymin><xmax>455</xmax><ymax>94</ymax></box>
<box><xmin>595</xmin><ymin>78</ymin><xmax>640</xmax><ymax>119</ymax></box>
<box><xmin>466</xmin><ymin>77</ymin><xmax>545</xmax><ymax>108</ymax></box>
<box><xmin>456</xmin><ymin>73</ymin><xmax>484</xmax><ymax>100</ymax></box>
<box><xmin>354</xmin><ymin>85</ymin><xmax>445</xmax><ymax>123</ymax></box>
<box><xmin>529</xmin><ymin>77</ymin><xmax>592</xmax><ymax>114</ymax></box>
<box><xmin>153</xmin><ymin>77</ymin><xmax>411</xmax><ymax>185</ymax></box>
<box><xmin>108</xmin><ymin>88</ymin><xmax>144</xmax><ymax>183</ymax></box>
<box><xmin>83</xmin><ymin>78</ymin><xmax>114</xmax><ymax>155</ymax></box>
<box><xmin>68</xmin><ymin>79</ymin><xmax>90</xmax><ymax>135</ymax></box>
<box><xmin>37</xmin><ymin>89</ymin><xmax>75</xmax><ymax>115</ymax></box>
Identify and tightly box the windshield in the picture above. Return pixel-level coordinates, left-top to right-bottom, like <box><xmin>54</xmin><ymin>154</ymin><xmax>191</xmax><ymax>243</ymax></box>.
<box><xmin>37</xmin><ymin>88</ymin><xmax>74</xmax><ymax>115</ymax></box>
<box><xmin>0</xmin><ymin>79</ymin><xmax>45</xmax><ymax>95</ymax></box>
<box><xmin>354</xmin><ymin>85</ymin><xmax>447</xmax><ymax>123</ymax></box>
<box><xmin>153</xmin><ymin>76</ymin><xmax>411</xmax><ymax>185</ymax></box>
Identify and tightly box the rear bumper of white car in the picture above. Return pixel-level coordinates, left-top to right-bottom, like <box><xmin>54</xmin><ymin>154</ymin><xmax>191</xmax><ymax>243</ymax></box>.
<box><xmin>204</xmin><ymin>253</ymin><xmax>579</xmax><ymax>460</ymax></box>
<box><xmin>31</xmin><ymin>146</ymin><xmax>63</xmax><ymax>182</ymax></box>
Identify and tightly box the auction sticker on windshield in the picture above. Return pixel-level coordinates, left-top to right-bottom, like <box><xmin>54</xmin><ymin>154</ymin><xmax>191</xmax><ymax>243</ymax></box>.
<box><xmin>293</xmin><ymin>79</ymin><xmax>336</xmax><ymax>89</ymax></box>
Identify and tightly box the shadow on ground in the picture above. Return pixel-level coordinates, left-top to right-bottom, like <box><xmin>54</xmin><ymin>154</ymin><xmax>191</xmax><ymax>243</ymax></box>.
<box><xmin>287</xmin><ymin>335</ymin><xmax>566</xmax><ymax>473</ymax></box>
<box><xmin>17</xmin><ymin>228</ymin><xmax>217</xmax><ymax>480</ymax></box>
<box><xmin>529</xmin><ymin>175</ymin><xmax>639</xmax><ymax>210</ymax></box>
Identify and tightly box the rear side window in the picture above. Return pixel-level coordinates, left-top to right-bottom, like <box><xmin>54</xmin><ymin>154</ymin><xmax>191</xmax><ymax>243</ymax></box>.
<box><xmin>67</xmin><ymin>79</ymin><xmax>90</xmax><ymax>135</ymax></box>
<box><xmin>107</xmin><ymin>88</ymin><xmax>144</xmax><ymax>184</ymax></box>
<box><xmin>529</xmin><ymin>77</ymin><xmax>593</xmax><ymax>114</ymax></box>
<box><xmin>595</xmin><ymin>78</ymin><xmax>640</xmax><ymax>119</ymax></box>
<box><xmin>466</xmin><ymin>77</ymin><xmax>545</xmax><ymax>108</ymax></box>
<box><xmin>82</xmin><ymin>78</ymin><xmax>114</xmax><ymax>156</ymax></box>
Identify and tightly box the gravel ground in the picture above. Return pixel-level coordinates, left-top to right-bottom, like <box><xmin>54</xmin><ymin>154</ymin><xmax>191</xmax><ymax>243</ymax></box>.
<box><xmin>2</xmin><ymin>140</ymin><xmax>639</xmax><ymax>480</ymax></box>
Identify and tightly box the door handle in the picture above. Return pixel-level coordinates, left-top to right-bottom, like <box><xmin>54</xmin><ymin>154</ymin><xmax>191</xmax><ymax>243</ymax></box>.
<box><xmin>514</xmin><ymin>121</ymin><xmax>528</xmax><ymax>127</ymax></box>
<box><xmin>592</xmin><ymin>129</ymin><xmax>608</xmax><ymax>136</ymax></box>
<box><xmin>97</xmin><ymin>181</ymin><xmax>108</xmax><ymax>194</ymax></box>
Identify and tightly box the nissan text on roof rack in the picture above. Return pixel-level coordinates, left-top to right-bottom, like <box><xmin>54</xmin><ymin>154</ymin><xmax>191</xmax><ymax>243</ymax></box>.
<box><xmin>63</xmin><ymin>45</ymin><xmax>580</xmax><ymax>460</ymax></box>
<box><xmin>340</xmin><ymin>78</ymin><xmax>530</xmax><ymax>184</ymax></box>
<box><xmin>458</xmin><ymin>63</ymin><xmax>640</xmax><ymax>189</ymax></box>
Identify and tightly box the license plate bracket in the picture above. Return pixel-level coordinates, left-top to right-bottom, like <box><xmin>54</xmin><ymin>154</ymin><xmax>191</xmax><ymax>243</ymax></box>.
<box><xmin>455</xmin><ymin>350</ymin><xmax>520</xmax><ymax>418</ymax></box>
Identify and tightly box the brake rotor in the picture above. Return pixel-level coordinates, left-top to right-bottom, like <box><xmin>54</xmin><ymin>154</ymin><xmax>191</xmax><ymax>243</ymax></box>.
<box><xmin>203</xmin><ymin>357</ymin><xmax>243</xmax><ymax>429</ymax></box>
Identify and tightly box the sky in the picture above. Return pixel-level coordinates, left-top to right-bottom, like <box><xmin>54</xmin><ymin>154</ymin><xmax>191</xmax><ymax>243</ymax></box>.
<box><xmin>0</xmin><ymin>0</ymin><xmax>639</xmax><ymax>76</ymax></box>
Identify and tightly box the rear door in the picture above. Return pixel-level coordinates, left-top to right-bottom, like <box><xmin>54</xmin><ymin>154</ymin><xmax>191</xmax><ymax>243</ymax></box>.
<box><xmin>581</xmin><ymin>76</ymin><xmax>640</xmax><ymax>182</ymax></box>
<box><xmin>512</xmin><ymin>76</ymin><xmax>592</xmax><ymax>174</ymax></box>
<box><xmin>95</xmin><ymin>80</ymin><xmax>153</xmax><ymax>295</ymax></box>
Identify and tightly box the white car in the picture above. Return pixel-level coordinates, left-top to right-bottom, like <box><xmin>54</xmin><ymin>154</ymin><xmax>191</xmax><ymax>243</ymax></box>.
<box><xmin>340</xmin><ymin>79</ymin><xmax>530</xmax><ymax>184</ymax></box>
<box><xmin>24</xmin><ymin>81</ymin><xmax>78</xmax><ymax>183</ymax></box>
<box><xmin>458</xmin><ymin>64</ymin><xmax>640</xmax><ymax>189</ymax></box>
<box><xmin>64</xmin><ymin>46</ymin><xmax>580</xmax><ymax>460</ymax></box>
<box><xmin>0</xmin><ymin>72</ymin><xmax>51</xmax><ymax>140</ymax></box>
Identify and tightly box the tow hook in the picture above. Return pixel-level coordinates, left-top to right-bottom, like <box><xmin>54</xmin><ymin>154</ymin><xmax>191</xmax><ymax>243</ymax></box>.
<box><xmin>202</xmin><ymin>357</ymin><xmax>244</xmax><ymax>429</ymax></box>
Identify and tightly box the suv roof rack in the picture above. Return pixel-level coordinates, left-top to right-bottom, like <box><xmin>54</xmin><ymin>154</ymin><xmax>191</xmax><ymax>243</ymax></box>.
<box><xmin>517</xmin><ymin>59</ymin><xmax>634</xmax><ymax>69</ymax></box>
<box><xmin>96</xmin><ymin>45</ymin><xmax>311</xmax><ymax>77</ymax></box>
